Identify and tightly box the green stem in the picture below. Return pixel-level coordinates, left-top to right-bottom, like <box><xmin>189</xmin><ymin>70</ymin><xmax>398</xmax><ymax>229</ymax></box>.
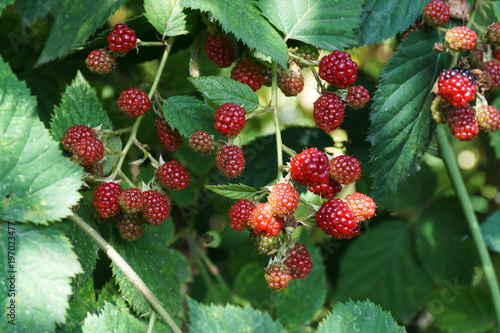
<box><xmin>118</xmin><ymin>170</ymin><xmax>135</xmax><ymax>188</ymax></box>
<box><xmin>137</xmin><ymin>41</ymin><xmax>166</xmax><ymax>47</ymax></box>
<box><xmin>271</xmin><ymin>61</ymin><xmax>283</xmax><ymax>179</ymax></box>
<box><xmin>134</xmin><ymin>140</ymin><xmax>159</xmax><ymax>165</ymax></box>
<box><xmin>69</xmin><ymin>214</ymin><xmax>182</xmax><ymax>333</ymax></box>
<box><xmin>147</xmin><ymin>311</ymin><xmax>157</xmax><ymax>333</ymax></box>
<box><xmin>436</xmin><ymin>125</ymin><xmax>500</xmax><ymax>330</ymax></box>
<box><xmin>196</xmin><ymin>245</ymin><xmax>228</xmax><ymax>288</ymax></box>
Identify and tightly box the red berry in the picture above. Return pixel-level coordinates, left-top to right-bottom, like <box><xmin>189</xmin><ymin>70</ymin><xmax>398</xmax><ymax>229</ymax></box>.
<box><xmin>487</xmin><ymin>22</ymin><xmax>500</xmax><ymax>46</ymax></box>
<box><xmin>308</xmin><ymin>178</ymin><xmax>343</xmax><ymax>199</ymax></box>
<box><xmin>437</xmin><ymin>68</ymin><xmax>476</xmax><ymax>106</ymax></box>
<box><xmin>330</xmin><ymin>155</ymin><xmax>361</xmax><ymax>185</ymax></box>
<box><xmin>214</xmin><ymin>103</ymin><xmax>246</xmax><ymax>137</ymax></box>
<box><xmin>484</xmin><ymin>60</ymin><xmax>500</xmax><ymax>89</ymax></box>
<box><xmin>204</xmin><ymin>33</ymin><xmax>235</xmax><ymax>68</ymax></box>
<box><xmin>316</xmin><ymin>198</ymin><xmax>359</xmax><ymax>239</ymax></box>
<box><xmin>156</xmin><ymin>160</ymin><xmax>190</xmax><ymax>190</ymax></box>
<box><xmin>229</xmin><ymin>199</ymin><xmax>256</xmax><ymax>230</ymax></box>
<box><xmin>230</xmin><ymin>58</ymin><xmax>265</xmax><ymax>91</ymax></box>
<box><xmin>447</xmin><ymin>105</ymin><xmax>479</xmax><ymax>141</ymax></box>
<box><xmin>289</xmin><ymin>147</ymin><xmax>330</xmax><ymax>186</ymax></box>
<box><xmin>117</xmin><ymin>89</ymin><xmax>150</xmax><ymax>118</ymax></box>
<box><xmin>188</xmin><ymin>131</ymin><xmax>213</xmax><ymax>154</ymax></box>
<box><xmin>313</xmin><ymin>93</ymin><xmax>345</xmax><ymax>132</ymax></box>
<box><xmin>445</xmin><ymin>26</ymin><xmax>477</xmax><ymax>52</ymax></box>
<box><xmin>117</xmin><ymin>213</ymin><xmax>144</xmax><ymax>241</ymax></box>
<box><xmin>118</xmin><ymin>188</ymin><xmax>144</xmax><ymax>213</ymax></box>
<box><xmin>216</xmin><ymin>145</ymin><xmax>245</xmax><ymax>178</ymax></box>
<box><xmin>278</xmin><ymin>68</ymin><xmax>304</xmax><ymax>96</ymax></box>
<box><xmin>345</xmin><ymin>192</ymin><xmax>376</xmax><ymax>222</ymax></box>
<box><xmin>61</xmin><ymin>125</ymin><xmax>94</xmax><ymax>153</ymax></box>
<box><xmin>476</xmin><ymin>105</ymin><xmax>500</xmax><ymax>132</ymax></box>
<box><xmin>85</xmin><ymin>48</ymin><xmax>116</xmax><ymax>75</ymax></box>
<box><xmin>73</xmin><ymin>136</ymin><xmax>104</xmax><ymax>166</ymax></box>
<box><xmin>284</xmin><ymin>243</ymin><xmax>312</xmax><ymax>279</ymax></box>
<box><xmin>108</xmin><ymin>23</ymin><xmax>137</xmax><ymax>54</ymax></box>
<box><xmin>142</xmin><ymin>190</ymin><xmax>171</xmax><ymax>225</ymax></box>
<box><xmin>248</xmin><ymin>203</ymin><xmax>282</xmax><ymax>236</ymax></box>
<box><xmin>423</xmin><ymin>0</ymin><xmax>450</xmax><ymax>26</ymax></box>
<box><xmin>318</xmin><ymin>50</ymin><xmax>358</xmax><ymax>88</ymax></box>
<box><xmin>156</xmin><ymin>118</ymin><xmax>182</xmax><ymax>151</ymax></box>
<box><xmin>267</xmin><ymin>183</ymin><xmax>299</xmax><ymax>218</ymax></box>
<box><xmin>265</xmin><ymin>262</ymin><xmax>292</xmax><ymax>291</ymax></box>
<box><xmin>347</xmin><ymin>85</ymin><xmax>370</xmax><ymax>109</ymax></box>
<box><xmin>93</xmin><ymin>182</ymin><xmax>122</xmax><ymax>218</ymax></box>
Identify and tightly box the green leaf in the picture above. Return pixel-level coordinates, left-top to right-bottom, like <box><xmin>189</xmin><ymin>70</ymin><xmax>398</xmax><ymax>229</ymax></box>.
<box><xmin>144</xmin><ymin>0</ymin><xmax>196</xmax><ymax>36</ymax></box>
<box><xmin>0</xmin><ymin>223</ymin><xmax>82</xmax><ymax>333</ymax></box>
<box><xmin>50</xmin><ymin>71</ymin><xmax>113</xmax><ymax>142</ymax></box>
<box><xmin>189</xmin><ymin>76</ymin><xmax>260</xmax><ymax>112</ymax></box>
<box><xmin>82</xmin><ymin>302</ymin><xmax>134</xmax><ymax>333</ymax></box>
<box><xmin>481</xmin><ymin>210</ymin><xmax>500</xmax><ymax>252</ymax></box>
<box><xmin>357</xmin><ymin>0</ymin><xmax>428</xmax><ymax>45</ymax></box>
<box><xmin>15</xmin><ymin>0</ymin><xmax>61</xmax><ymax>26</ymax></box>
<box><xmin>319</xmin><ymin>300</ymin><xmax>406</xmax><ymax>333</ymax></box>
<box><xmin>205</xmin><ymin>184</ymin><xmax>258</xmax><ymax>200</ymax></box>
<box><xmin>162</xmin><ymin>95</ymin><xmax>216</xmax><ymax>137</ymax></box>
<box><xmin>0</xmin><ymin>0</ymin><xmax>14</xmax><ymax>13</ymax></box>
<box><xmin>36</xmin><ymin>0</ymin><xmax>127</xmax><ymax>65</ymax></box>
<box><xmin>337</xmin><ymin>221</ymin><xmax>432</xmax><ymax>322</ymax></box>
<box><xmin>167</xmin><ymin>249</ymin><xmax>192</xmax><ymax>283</ymax></box>
<box><xmin>233</xmin><ymin>262</ymin><xmax>273</xmax><ymax>307</ymax></box>
<box><xmin>58</xmin><ymin>277</ymin><xmax>98</xmax><ymax>332</ymax></box>
<box><xmin>187</xmin><ymin>298</ymin><xmax>286</xmax><ymax>332</ymax></box>
<box><xmin>258</xmin><ymin>0</ymin><xmax>363</xmax><ymax>50</ymax></box>
<box><xmin>180</xmin><ymin>0</ymin><xmax>288</xmax><ymax>68</ymax></box>
<box><xmin>368</xmin><ymin>28</ymin><xmax>449</xmax><ymax>201</ymax></box>
<box><xmin>102</xmin><ymin>135</ymin><xmax>122</xmax><ymax>176</ymax></box>
<box><xmin>0</xmin><ymin>56</ymin><xmax>83</xmax><ymax>224</ymax></box>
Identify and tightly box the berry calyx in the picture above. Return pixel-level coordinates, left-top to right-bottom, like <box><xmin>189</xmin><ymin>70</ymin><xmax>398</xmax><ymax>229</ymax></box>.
<box><xmin>229</xmin><ymin>199</ymin><xmax>256</xmax><ymax>230</ymax></box>
<box><xmin>437</xmin><ymin>68</ymin><xmax>477</xmax><ymax>106</ymax></box>
<box><xmin>117</xmin><ymin>89</ymin><xmax>150</xmax><ymax>118</ymax></box>
<box><xmin>330</xmin><ymin>155</ymin><xmax>362</xmax><ymax>185</ymax></box>
<box><xmin>216</xmin><ymin>145</ymin><xmax>245</xmax><ymax>178</ymax></box>
<box><xmin>289</xmin><ymin>147</ymin><xmax>330</xmax><ymax>186</ymax></box>
<box><xmin>487</xmin><ymin>22</ymin><xmax>500</xmax><ymax>46</ymax></box>
<box><xmin>156</xmin><ymin>118</ymin><xmax>182</xmax><ymax>151</ymax></box>
<box><xmin>204</xmin><ymin>33</ymin><xmax>235</xmax><ymax>68</ymax></box>
<box><xmin>444</xmin><ymin>26</ymin><xmax>477</xmax><ymax>52</ymax></box>
<box><xmin>85</xmin><ymin>48</ymin><xmax>116</xmax><ymax>75</ymax></box>
<box><xmin>93</xmin><ymin>182</ymin><xmax>122</xmax><ymax>218</ymax></box>
<box><xmin>308</xmin><ymin>178</ymin><xmax>343</xmax><ymax>199</ymax></box>
<box><xmin>118</xmin><ymin>188</ymin><xmax>144</xmax><ymax>213</ymax></box>
<box><xmin>316</xmin><ymin>198</ymin><xmax>359</xmax><ymax>239</ymax></box>
<box><xmin>230</xmin><ymin>58</ymin><xmax>265</xmax><ymax>91</ymax></box>
<box><xmin>318</xmin><ymin>50</ymin><xmax>358</xmax><ymax>88</ymax></box>
<box><xmin>267</xmin><ymin>183</ymin><xmax>299</xmax><ymax>218</ymax></box>
<box><xmin>108</xmin><ymin>23</ymin><xmax>137</xmax><ymax>54</ymax></box>
<box><xmin>142</xmin><ymin>190</ymin><xmax>171</xmax><ymax>225</ymax></box>
<box><xmin>284</xmin><ymin>243</ymin><xmax>312</xmax><ymax>280</ymax></box>
<box><xmin>483</xmin><ymin>60</ymin><xmax>500</xmax><ymax>89</ymax></box>
<box><xmin>347</xmin><ymin>85</ymin><xmax>370</xmax><ymax>109</ymax></box>
<box><xmin>250</xmin><ymin>232</ymin><xmax>284</xmax><ymax>255</ymax></box>
<box><xmin>313</xmin><ymin>93</ymin><xmax>345</xmax><ymax>132</ymax></box>
<box><xmin>423</xmin><ymin>0</ymin><xmax>450</xmax><ymax>26</ymax></box>
<box><xmin>214</xmin><ymin>103</ymin><xmax>246</xmax><ymax>137</ymax></box>
<box><xmin>156</xmin><ymin>160</ymin><xmax>190</xmax><ymax>190</ymax></box>
<box><xmin>447</xmin><ymin>105</ymin><xmax>479</xmax><ymax>141</ymax></box>
<box><xmin>476</xmin><ymin>105</ymin><xmax>500</xmax><ymax>132</ymax></box>
<box><xmin>248</xmin><ymin>203</ymin><xmax>282</xmax><ymax>236</ymax></box>
<box><xmin>188</xmin><ymin>131</ymin><xmax>213</xmax><ymax>154</ymax></box>
<box><xmin>265</xmin><ymin>262</ymin><xmax>292</xmax><ymax>291</ymax></box>
<box><xmin>73</xmin><ymin>136</ymin><xmax>104</xmax><ymax>166</ymax></box>
<box><xmin>61</xmin><ymin>125</ymin><xmax>94</xmax><ymax>153</ymax></box>
<box><xmin>345</xmin><ymin>192</ymin><xmax>376</xmax><ymax>222</ymax></box>
<box><xmin>117</xmin><ymin>213</ymin><xmax>144</xmax><ymax>241</ymax></box>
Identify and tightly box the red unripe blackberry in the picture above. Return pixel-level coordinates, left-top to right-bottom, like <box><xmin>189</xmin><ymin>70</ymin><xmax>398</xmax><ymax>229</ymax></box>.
<box><xmin>330</xmin><ymin>155</ymin><xmax>362</xmax><ymax>185</ymax></box>
<box><xmin>229</xmin><ymin>199</ymin><xmax>256</xmax><ymax>230</ymax></box>
<box><xmin>345</xmin><ymin>192</ymin><xmax>376</xmax><ymax>222</ymax></box>
<box><xmin>487</xmin><ymin>22</ymin><xmax>500</xmax><ymax>46</ymax></box>
<box><xmin>155</xmin><ymin>118</ymin><xmax>182</xmax><ymax>151</ymax></box>
<box><xmin>437</xmin><ymin>68</ymin><xmax>476</xmax><ymax>106</ymax></box>
<box><xmin>468</xmin><ymin>45</ymin><xmax>485</xmax><ymax>69</ymax></box>
<box><xmin>156</xmin><ymin>160</ymin><xmax>190</xmax><ymax>190</ymax></box>
<box><xmin>423</xmin><ymin>0</ymin><xmax>450</xmax><ymax>26</ymax></box>
<box><xmin>142</xmin><ymin>190</ymin><xmax>171</xmax><ymax>225</ymax></box>
<box><xmin>289</xmin><ymin>147</ymin><xmax>330</xmax><ymax>186</ymax></box>
<box><xmin>494</xmin><ymin>47</ymin><xmax>500</xmax><ymax>61</ymax></box>
<box><xmin>476</xmin><ymin>105</ymin><xmax>500</xmax><ymax>132</ymax></box>
<box><xmin>484</xmin><ymin>60</ymin><xmax>500</xmax><ymax>89</ymax></box>
<box><xmin>216</xmin><ymin>145</ymin><xmax>245</xmax><ymax>178</ymax></box>
<box><xmin>278</xmin><ymin>69</ymin><xmax>304</xmax><ymax>96</ymax></box>
<box><xmin>447</xmin><ymin>105</ymin><xmax>479</xmax><ymax>141</ymax></box>
<box><xmin>61</xmin><ymin>124</ymin><xmax>94</xmax><ymax>153</ymax></box>
<box><xmin>313</xmin><ymin>93</ymin><xmax>345</xmax><ymax>132</ymax></box>
<box><xmin>347</xmin><ymin>85</ymin><xmax>370</xmax><ymax>109</ymax></box>
<box><xmin>117</xmin><ymin>213</ymin><xmax>144</xmax><ymax>241</ymax></box>
<box><xmin>250</xmin><ymin>232</ymin><xmax>285</xmax><ymax>255</ymax></box>
<box><xmin>73</xmin><ymin>136</ymin><xmax>104</xmax><ymax>166</ymax></box>
<box><xmin>230</xmin><ymin>58</ymin><xmax>265</xmax><ymax>91</ymax></box>
<box><xmin>316</xmin><ymin>198</ymin><xmax>359</xmax><ymax>239</ymax></box>
<box><xmin>93</xmin><ymin>182</ymin><xmax>122</xmax><ymax>218</ymax></box>
<box><xmin>118</xmin><ymin>188</ymin><xmax>144</xmax><ymax>213</ymax></box>
<box><xmin>108</xmin><ymin>23</ymin><xmax>137</xmax><ymax>54</ymax></box>
<box><xmin>265</xmin><ymin>262</ymin><xmax>292</xmax><ymax>291</ymax></box>
<box><xmin>284</xmin><ymin>243</ymin><xmax>312</xmax><ymax>279</ymax></box>
<box><xmin>204</xmin><ymin>33</ymin><xmax>235</xmax><ymax>68</ymax></box>
<box><xmin>188</xmin><ymin>131</ymin><xmax>213</xmax><ymax>154</ymax></box>
<box><xmin>430</xmin><ymin>95</ymin><xmax>451</xmax><ymax>124</ymax></box>
<box><xmin>248</xmin><ymin>203</ymin><xmax>282</xmax><ymax>236</ymax></box>
<box><xmin>214</xmin><ymin>103</ymin><xmax>246</xmax><ymax>137</ymax></box>
<box><xmin>295</xmin><ymin>44</ymin><xmax>319</xmax><ymax>65</ymax></box>
<box><xmin>267</xmin><ymin>183</ymin><xmax>299</xmax><ymax>218</ymax></box>
<box><xmin>444</xmin><ymin>26</ymin><xmax>477</xmax><ymax>52</ymax></box>
<box><xmin>308</xmin><ymin>178</ymin><xmax>343</xmax><ymax>199</ymax></box>
<box><xmin>117</xmin><ymin>89</ymin><xmax>150</xmax><ymax>118</ymax></box>
<box><xmin>85</xmin><ymin>48</ymin><xmax>116</xmax><ymax>75</ymax></box>
<box><xmin>318</xmin><ymin>50</ymin><xmax>358</xmax><ymax>88</ymax></box>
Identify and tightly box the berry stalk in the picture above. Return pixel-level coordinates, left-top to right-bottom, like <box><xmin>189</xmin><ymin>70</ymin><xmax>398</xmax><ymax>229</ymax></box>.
<box><xmin>271</xmin><ymin>61</ymin><xmax>283</xmax><ymax>178</ymax></box>
<box><xmin>436</xmin><ymin>125</ymin><xmax>500</xmax><ymax>328</ymax></box>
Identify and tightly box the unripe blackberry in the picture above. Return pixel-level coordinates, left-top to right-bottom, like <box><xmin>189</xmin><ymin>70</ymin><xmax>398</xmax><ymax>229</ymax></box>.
<box><xmin>117</xmin><ymin>213</ymin><xmax>144</xmax><ymax>241</ymax></box>
<box><xmin>156</xmin><ymin>160</ymin><xmax>190</xmax><ymax>190</ymax></box>
<box><xmin>214</xmin><ymin>103</ymin><xmax>246</xmax><ymax>137</ymax></box>
<box><xmin>430</xmin><ymin>96</ymin><xmax>451</xmax><ymax>124</ymax></box>
<box><xmin>93</xmin><ymin>182</ymin><xmax>122</xmax><ymax>218</ymax></box>
<box><xmin>108</xmin><ymin>23</ymin><xmax>137</xmax><ymax>54</ymax></box>
<box><xmin>230</xmin><ymin>58</ymin><xmax>265</xmax><ymax>91</ymax></box>
<box><xmin>267</xmin><ymin>183</ymin><xmax>299</xmax><ymax>218</ymax></box>
<box><xmin>318</xmin><ymin>50</ymin><xmax>357</xmax><ymax>88</ymax></box>
<box><xmin>229</xmin><ymin>199</ymin><xmax>256</xmax><ymax>230</ymax></box>
<box><xmin>85</xmin><ymin>48</ymin><xmax>116</xmax><ymax>75</ymax></box>
<box><xmin>316</xmin><ymin>198</ymin><xmax>359</xmax><ymax>239</ymax></box>
<box><xmin>284</xmin><ymin>243</ymin><xmax>312</xmax><ymax>279</ymax></box>
<box><xmin>330</xmin><ymin>155</ymin><xmax>362</xmax><ymax>185</ymax></box>
<box><xmin>308</xmin><ymin>178</ymin><xmax>343</xmax><ymax>199</ymax></box>
<box><xmin>118</xmin><ymin>188</ymin><xmax>144</xmax><ymax>213</ymax></box>
<box><xmin>447</xmin><ymin>105</ymin><xmax>479</xmax><ymax>141</ymax></box>
<box><xmin>117</xmin><ymin>89</ymin><xmax>150</xmax><ymax>118</ymax></box>
<box><xmin>289</xmin><ymin>147</ymin><xmax>330</xmax><ymax>186</ymax></box>
<box><xmin>156</xmin><ymin>118</ymin><xmax>182</xmax><ymax>151</ymax></box>
<box><xmin>188</xmin><ymin>130</ymin><xmax>213</xmax><ymax>154</ymax></box>
<box><xmin>204</xmin><ymin>33</ymin><xmax>235</xmax><ymax>68</ymax></box>
<box><xmin>437</xmin><ymin>68</ymin><xmax>477</xmax><ymax>106</ymax></box>
<box><xmin>278</xmin><ymin>68</ymin><xmax>304</xmax><ymax>96</ymax></box>
<box><xmin>216</xmin><ymin>145</ymin><xmax>245</xmax><ymax>178</ymax></box>
<box><xmin>487</xmin><ymin>22</ymin><xmax>500</xmax><ymax>46</ymax></box>
<box><xmin>347</xmin><ymin>85</ymin><xmax>370</xmax><ymax>109</ymax></box>
<box><xmin>444</xmin><ymin>26</ymin><xmax>477</xmax><ymax>52</ymax></box>
<box><xmin>265</xmin><ymin>262</ymin><xmax>292</xmax><ymax>291</ymax></box>
<box><xmin>61</xmin><ymin>124</ymin><xmax>94</xmax><ymax>153</ymax></box>
<box><xmin>423</xmin><ymin>0</ymin><xmax>450</xmax><ymax>26</ymax></box>
<box><xmin>345</xmin><ymin>192</ymin><xmax>376</xmax><ymax>222</ymax></box>
<box><xmin>142</xmin><ymin>190</ymin><xmax>171</xmax><ymax>225</ymax></box>
<box><xmin>313</xmin><ymin>93</ymin><xmax>345</xmax><ymax>133</ymax></box>
<box><xmin>476</xmin><ymin>105</ymin><xmax>500</xmax><ymax>132</ymax></box>
<box><xmin>250</xmin><ymin>232</ymin><xmax>285</xmax><ymax>255</ymax></box>
<box><xmin>484</xmin><ymin>60</ymin><xmax>500</xmax><ymax>89</ymax></box>
<box><xmin>73</xmin><ymin>136</ymin><xmax>104</xmax><ymax>166</ymax></box>
<box><xmin>295</xmin><ymin>44</ymin><xmax>319</xmax><ymax>65</ymax></box>
<box><xmin>248</xmin><ymin>203</ymin><xmax>282</xmax><ymax>236</ymax></box>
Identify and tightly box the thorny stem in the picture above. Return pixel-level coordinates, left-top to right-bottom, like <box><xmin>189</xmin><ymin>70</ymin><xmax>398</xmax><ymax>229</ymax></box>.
<box><xmin>134</xmin><ymin>140</ymin><xmax>159</xmax><ymax>165</ymax></box>
<box><xmin>196</xmin><ymin>245</ymin><xmax>228</xmax><ymax>288</ymax></box>
<box><xmin>271</xmin><ymin>61</ymin><xmax>283</xmax><ymax>179</ymax></box>
<box><xmin>118</xmin><ymin>169</ymin><xmax>135</xmax><ymax>188</ymax></box>
<box><xmin>69</xmin><ymin>214</ymin><xmax>182</xmax><ymax>333</ymax></box>
<box><xmin>310</xmin><ymin>67</ymin><xmax>327</xmax><ymax>95</ymax></box>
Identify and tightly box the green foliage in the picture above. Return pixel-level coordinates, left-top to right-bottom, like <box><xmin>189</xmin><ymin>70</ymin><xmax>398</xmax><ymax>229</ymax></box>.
<box><xmin>82</xmin><ymin>302</ymin><xmax>135</xmax><ymax>333</ymax></box>
<box><xmin>205</xmin><ymin>183</ymin><xmax>259</xmax><ymax>200</ymax></box>
<box><xmin>59</xmin><ymin>277</ymin><xmax>98</xmax><ymax>332</ymax></box>
<box><xmin>163</xmin><ymin>95</ymin><xmax>216</xmax><ymax>136</ymax></box>
<box><xmin>144</xmin><ymin>0</ymin><xmax>196</xmax><ymax>36</ymax></box>
<box><xmin>481</xmin><ymin>211</ymin><xmax>500</xmax><ymax>252</ymax></box>
<box><xmin>15</xmin><ymin>0</ymin><xmax>61</xmax><ymax>25</ymax></box>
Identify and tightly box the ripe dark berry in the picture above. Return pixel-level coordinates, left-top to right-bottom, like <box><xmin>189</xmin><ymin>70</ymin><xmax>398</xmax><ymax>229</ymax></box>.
<box><xmin>117</xmin><ymin>89</ymin><xmax>150</xmax><ymax>118</ymax></box>
<box><xmin>289</xmin><ymin>147</ymin><xmax>330</xmax><ymax>186</ymax></box>
<box><xmin>156</xmin><ymin>118</ymin><xmax>182</xmax><ymax>151</ymax></box>
<box><xmin>476</xmin><ymin>105</ymin><xmax>500</xmax><ymax>132</ymax></box>
<box><xmin>216</xmin><ymin>145</ymin><xmax>245</xmax><ymax>178</ymax></box>
<box><xmin>250</xmin><ymin>232</ymin><xmax>284</xmax><ymax>255</ymax></box>
<box><xmin>118</xmin><ymin>188</ymin><xmax>144</xmax><ymax>213</ymax></box>
<box><xmin>316</xmin><ymin>198</ymin><xmax>359</xmax><ymax>239</ymax></box>
<box><xmin>85</xmin><ymin>48</ymin><xmax>116</xmax><ymax>75</ymax></box>
<box><xmin>347</xmin><ymin>85</ymin><xmax>370</xmax><ymax>109</ymax></box>
<box><xmin>93</xmin><ymin>182</ymin><xmax>122</xmax><ymax>218</ymax></box>
<box><xmin>330</xmin><ymin>155</ymin><xmax>361</xmax><ymax>185</ymax></box>
<box><xmin>295</xmin><ymin>44</ymin><xmax>319</xmax><ymax>65</ymax></box>
<box><xmin>248</xmin><ymin>203</ymin><xmax>282</xmax><ymax>236</ymax></box>
<box><xmin>278</xmin><ymin>68</ymin><xmax>304</xmax><ymax>96</ymax></box>
<box><xmin>214</xmin><ymin>103</ymin><xmax>246</xmax><ymax>137</ymax></box>
<box><xmin>61</xmin><ymin>125</ymin><xmax>94</xmax><ymax>153</ymax></box>
<box><xmin>117</xmin><ymin>213</ymin><xmax>144</xmax><ymax>241</ymax></box>
<box><xmin>345</xmin><ymin>192</ymin><xmax>376</xmax><ymax>222</ymax></box>
<box><xmin>423</xmin><ymin>0</ymin><xmax>450</xmax><ymax>26</ymax></box>
<box><xmin>447</xmin><ymin>105</ymin><xmax>479</xmax><ymax>141</ymax></box>
<box><xmin>444</xmin><ymin>26</ymin><xmax>477</xmax><ymax>52</ymax></box>
<box><xmin>313</xmin><ymin>93</ymin><xmax>345</xmax><ymax>133</ymax></box>
<box><xmin>73</xmin><ymin>136</ymin><xmax>104</xmax><ymax>166</ymax></box>
<box><xmin>308</xmin><ymin>178</ymin><xmax>343</xmax><ymax>199</ymax></box>
<box><xmin>142</xmin><ymin>190</ymin><xmax>171</xmax><ymax>225</ymax></box>
<box><xmin>483</xmin><ymin>60</ymin><xmax>500</xmax><ymax>89</ymax></box>
<box><xmin>318</xmin><ymin>50</ymin><xmax>357</xmax><ymax>88</ymax></box>
<box><xmin>188</xmin><ymin>131</ymin><xmax>213</xmax><ymax>154</ymax></box>
<box><xmin>204</xmin><ymin>33</ymin><xmax>235</xmax><ymax>68</ymax></box>
<box><xmin>284</xmin><ymin>243</ymin><xmax>312</xmax><ymax>280</ymax></box>
<box><xmin>268</xmin><ymin>183</ymin><xmax>299</xmax><ymax>218</ymax></box>
<box><xmin>229</xmin><ymin>199</ymin><xmax>256</xmax><ymax>230</ymax></box>
<box><xmin>437</xmin><ymin>68</ymin><xmax>477</xmax><ymax>106</ymax></box>
<box><xmin>487</xmin><ymin>22</ymin><xmax>500</xmax><ymax>46</ymax></box>
<box><xmin>430</xmin><ymin>96</ymin><xmax>451</xmax><ymax>124</ymax></box>
<box><xmin>108</xmin><ymin>23</ymin><xmax>137</xmax><ymax>54</ymax></box>
<box><xmin>230</xmin><ymin>58</ymin><xmax>265</xmax><ymax>91</ymax></box>
<box><xmin>265</xmin><ymin>262</ymin><xmax>292</xmax><ymax>291</ymax></box>
<box><xmin>156</xmin><ymin>160</ymin><xmax>190</xmax><ymax>190</ymax></box>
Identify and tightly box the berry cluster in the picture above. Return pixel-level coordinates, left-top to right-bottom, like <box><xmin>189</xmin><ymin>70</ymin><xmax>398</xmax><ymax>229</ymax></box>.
<box><xmin>61</xmin><ymin>124</ymin><xmax>104</xmax><ymax>166</ymax></box>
